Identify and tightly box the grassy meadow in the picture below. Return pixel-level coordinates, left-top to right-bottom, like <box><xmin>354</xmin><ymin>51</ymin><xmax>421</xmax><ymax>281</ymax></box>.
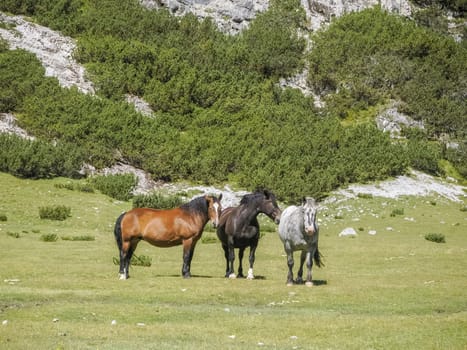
<box><xmin>0</xmin><ymin>172</ymin><xmax>466</xmax><ymax>349</ymax></box>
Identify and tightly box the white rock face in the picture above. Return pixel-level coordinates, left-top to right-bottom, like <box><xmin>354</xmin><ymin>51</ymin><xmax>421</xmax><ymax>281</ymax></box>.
<box><xmin>140</xmin><ymin>0</ymin><xmax>269</xmax><ymax>34</ymax></box>
<box><xmin>140</xmin><ymin>0</ymin><xmax>412</xmax><ymax>34</ymax></box>
<box><xmin>0</xmin><ymin>13</ymin><xmax>95</xmax><ymax>94</ymax></box>
<box><xmin>0</xmin><ymin>113</ymin><xmax>35</xmax><ymax>140</ymax></box>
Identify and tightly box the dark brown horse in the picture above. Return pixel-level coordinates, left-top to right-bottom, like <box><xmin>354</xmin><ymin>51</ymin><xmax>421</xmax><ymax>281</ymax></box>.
<box><xmin>216</xmin><ymin>190</ymin><xmax>281</xmax><ymax>279</ymax></box>
<box><xmin>114</xmin><ymin>194</ymin><xmax>222</xmax><ymax>279</ymax></box>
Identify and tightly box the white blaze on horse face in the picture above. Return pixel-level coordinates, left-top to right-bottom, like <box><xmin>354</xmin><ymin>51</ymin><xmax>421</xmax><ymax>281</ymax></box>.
<box><xmin>212</xmin><ymin>202</ymin><xmax>220</xmax><ymax>227</ymax></box>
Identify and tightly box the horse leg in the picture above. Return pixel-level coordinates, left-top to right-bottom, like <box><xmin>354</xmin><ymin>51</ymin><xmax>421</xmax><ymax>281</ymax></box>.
<box><xmin>119</xmin><ymin>239</ymin><xmax>137</xmax><ymax>280</ymax></box>
<box><xmin>227</xmin><ymin>236</ymin><xmax>236</xmax><ymax>279</ymax></box>
<box><xmin>222</xmin><ymin>244</ymin><xmax>231</xmax><ymax>277</ymax></box>
<box><xmin>237</xmin><ymin>248</ymin><xmax>245</xmax><ymax>278</ymax></box>
<box><xmin>305</xmin><ymin>249</ymin><xmax>314</xmax><ymax>287</ymax></box>
<box><xmin>118</xmin><ymin>241</ymin><xmax>128</xmax><ymax>280</ymax></box>
<box><xmin>296</xmin><ymin>250</ymin><xmax>306</xmax><ymax>284</ymax></box>
<box><xmin>286</xmin><ymin>249</ymin><xmax>294</xmax><ymax>286</ymax></box>
<box><xmin>246</xmin><ymin>243</ymin><xmax>257</xmax><ymax>280</ymax></box>
<box><xmin>182</xmin><ymin>238</ymin><xmax>196</xmax><ymax>278</ymax></box>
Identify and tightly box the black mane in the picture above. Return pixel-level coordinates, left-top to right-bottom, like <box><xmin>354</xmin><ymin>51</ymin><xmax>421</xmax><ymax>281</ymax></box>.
<box><xmin>180</xmin><ymin>196</ymin><xmax>208</xmax><ymax>214</ymax></box>
<box><xmin>240</xmin><ymin>190</ymin><xmax>275</xmax><ymax>206</ymax></box>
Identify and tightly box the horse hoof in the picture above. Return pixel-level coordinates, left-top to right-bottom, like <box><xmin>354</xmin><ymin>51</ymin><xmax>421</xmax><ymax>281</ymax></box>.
<box><xmin>305</xmin><ymin>281</ymin><xmax>314</xmax><ymax>287</ymax></box>
<box><xmin>246</xmin><ymin>268</ymin><xmax>254</xmax><ymax>280</ymax></box>
<box><xmin>228</xmin><ymin>273</ymin><xmax>236</xmax><ymax>279</ymax></box>
<box><xmin>119</xmin><ymin>274</ymin><xmax>127</xmax><ymax>280</ymax></box>
<box><xmin>286</xmin><ymin>282</ymin><xmax>293</xmax><ymax>287</ymax></box>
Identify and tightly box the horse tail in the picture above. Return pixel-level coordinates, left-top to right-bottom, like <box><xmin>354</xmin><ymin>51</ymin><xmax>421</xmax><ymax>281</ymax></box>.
<box><xmin>314</xmin><ymin>247</ymin><xmax>324</xmax><ymax>268</ymax></box>
<box><xmin>114</xmin><ymin>212</ymin><xmax>126</xmax><ymax>252</ymax></box>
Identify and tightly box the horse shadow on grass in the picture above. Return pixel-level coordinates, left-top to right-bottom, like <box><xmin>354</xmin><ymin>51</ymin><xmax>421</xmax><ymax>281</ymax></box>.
<box><xmin>290</xmin><ymin>279</ymin><xmax>327</xmax><ymax>286</ymax></box>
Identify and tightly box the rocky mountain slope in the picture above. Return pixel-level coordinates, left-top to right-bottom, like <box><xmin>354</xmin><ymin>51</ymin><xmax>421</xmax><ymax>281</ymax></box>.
<box><xmin>140</xmin><ymin>0</ymin><xmax>412</xmax><ymax>33</ymax></box>
<box><xmin>1</xmin><ymin>2</ymin><xmax>465</xmax><ymax>202</ymax></box>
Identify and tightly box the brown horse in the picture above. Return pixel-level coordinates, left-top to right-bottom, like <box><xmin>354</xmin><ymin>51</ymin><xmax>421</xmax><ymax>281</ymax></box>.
<box><xmin>114</xmin><ymin>194</ymin><xmax>222</xmax><ymax>279</ymax></box>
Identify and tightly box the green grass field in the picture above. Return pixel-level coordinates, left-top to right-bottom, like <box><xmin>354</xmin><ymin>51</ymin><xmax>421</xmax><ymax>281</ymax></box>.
<box><xmin>0</xmin><ymin>172</ymin><xmax>466</xmax><ymax>349</ymax></box>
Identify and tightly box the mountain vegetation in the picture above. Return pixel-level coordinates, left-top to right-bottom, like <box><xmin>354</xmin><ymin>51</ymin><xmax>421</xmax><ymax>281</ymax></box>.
<box><xmin>1</xmin><ymin>0</ymin><xmax>466</xmax><ymax>202</ymax></box>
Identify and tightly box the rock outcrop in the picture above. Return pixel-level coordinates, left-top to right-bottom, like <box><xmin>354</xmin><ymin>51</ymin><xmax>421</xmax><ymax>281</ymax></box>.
<box><xmin>140</xmin><ymin>0</ymin><xmax>269</xmax><ymax>35</ymax></box>
<box><xmin>140</xmin><ymin>0</ymin><xmax>412</xmax><ymax>34</ymax></box>
<box><xmin>0</xmin><ymin>13</ymin><xmax>95</xmax><ymax>95</ymax></box>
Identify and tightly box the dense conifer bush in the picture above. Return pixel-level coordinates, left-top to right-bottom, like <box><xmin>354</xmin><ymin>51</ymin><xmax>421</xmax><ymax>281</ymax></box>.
<box><xmin>90</xmin><ymin>174</ymin><xmax>138</xmax><ymax>201</ymax></box>
<box><xmin>132</xmin><ymin>193</ymin><xmax>183</xmax><ymax>209</ymax></box>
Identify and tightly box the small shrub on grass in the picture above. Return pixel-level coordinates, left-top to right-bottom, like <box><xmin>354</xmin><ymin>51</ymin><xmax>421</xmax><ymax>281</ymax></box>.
<box><xmin>132</xmin><ymin>192</ymin><xmax>183</xmax><ymax>209</ymax></box>
<box><xmin>40</xmin><ymin>233</ymin><xmax>58</xmax><ymax>242</ymax></box>
<box><xmin>460</xmin><ymin>206</ymin><xmax>467</xmax><ymax>212</ymax></box>
<box><xmin>357</xmin><ymin>193</ymin><xmax>373</xmax><ymax>199</ymax></box>
<box><xmin>131</xmin><ymin>255</ymin><xmax>152</xmax><ymax>267</ymax></box>
<box><xmin>39</xmin><ymin>205</ymin><xmax>71</xmax><ymax>220</ymax></box>
<box><xmin>390</xmin><ymin>208</ymin><xmax>404</xmax><ymax>217</ymax></box>
<box><xmin>61</xmin><ymin>235</ymin><xmax>95</xmax><ymax>241</ymax></box>
<box><xmin>0</xmin><ymin>214</ymin><xmax>7</xmax><ymax>221</ymax></box>
<box><xmin>54</xmin><ymin>183</ymin><xmax>75</xmax><ymax>191</ymax></box>
<box><xmin>113</xmin><ymin>254</ymin><xmax>152</xmax><ymax>267</ymax></box>
<box><xmin>54</xmin><ymin>182</ymin><xmax>94</xmax><ymax>193</ymax></box>
<box><xmin>7</xmin><ymin>231</ymin><xmax>20</xmax><ymax>238</ymax></box>
<box><xmin>425</xmin><ymin>233</ymin><xmax>446</xmax><ymax>243</ymax></box>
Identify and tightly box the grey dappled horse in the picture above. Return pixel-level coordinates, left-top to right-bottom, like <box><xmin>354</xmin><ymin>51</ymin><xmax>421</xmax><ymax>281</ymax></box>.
<box><xmin>278</xmin><ymin>197</ymin><xmax>323</xmax><ymax>286</ymax></box>
<box><xmin>217</xmin><ymin>190</ymin><xmax>282</xmax><ymax>279</ymax></box>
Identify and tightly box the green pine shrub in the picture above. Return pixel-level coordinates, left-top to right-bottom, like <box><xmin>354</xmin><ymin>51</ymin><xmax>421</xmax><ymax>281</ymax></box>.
<box><xmin>39</xmin><ymin>205</ymin><xmax>71</xmax><ymax>221</ymax></box>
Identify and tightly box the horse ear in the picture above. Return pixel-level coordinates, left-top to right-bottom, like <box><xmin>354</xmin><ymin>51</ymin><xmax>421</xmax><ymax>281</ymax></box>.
<box><xmin>302</xmin><ymin>197</ymin><xmax>306</xmax><ymax>205</ymax></box>
<box><xmin>218</xmin><ymin>193</ymin><xmax>223</xmax><ymax>201</ymax></box>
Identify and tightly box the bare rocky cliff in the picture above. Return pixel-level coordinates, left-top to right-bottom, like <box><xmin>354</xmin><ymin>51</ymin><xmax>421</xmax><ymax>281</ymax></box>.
<box><xmin>140</xmin><ymin>0</ymin><xmax>412</xmax><ymax>33</ymax></box>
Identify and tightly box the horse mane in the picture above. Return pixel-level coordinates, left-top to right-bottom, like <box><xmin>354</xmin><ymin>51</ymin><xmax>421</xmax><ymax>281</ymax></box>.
<box><xmin>180</xmin><ymin>196</ymin><xmax>208</xmax><ymax>215</ymax></box>
<box><xmin>240</xmin><ymin>190</ymin><xmax>275</xmax><ymax>206</ymax></box>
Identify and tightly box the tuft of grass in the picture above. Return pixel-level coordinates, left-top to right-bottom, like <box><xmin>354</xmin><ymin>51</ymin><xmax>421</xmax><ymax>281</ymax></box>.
<box><xmin>113</xmin><ymin>254</ymin><xmax>152</xmax><ymax>267</ymax></box>
<box><xmin>40</xmin><ymin>233</ymin><xmax>59</xmax><ymax>242</ymax></box>
<box><xmin>425</xmin><ymin>233</ymin><xmax>446</xmax><ymax>243</ymax></box>
<box><xmin>61</xmin><ymin>235</ymin><xmax>95</xmax><ymax>241</ymax></box>
<box><xmin>357</xmin><ymin>193</ymin><xmax>373</xmax><ymax>199</ymax></box>
<box><xmin>390</xmin><ymin>208</ymin><xmax>404</xmax><ymax>217</ymax></box>
<box><xmin>0</xmin><ymin>213</ymin><xmax>7</xmax><ymax>221</ymax></box>
<box><xmin>39</xmin><ymin>205</ymin><xmax>71</xmax><ymax>220</ymax></box>
<box><xmin>6</xmin><ymin>231</ymin><xmax>20</xmax><ymax>238</ymax></box>
<box><xmin>55</xmin><ymin>182</ymin><xmax>95</xmax><ymax>193</ymax></box>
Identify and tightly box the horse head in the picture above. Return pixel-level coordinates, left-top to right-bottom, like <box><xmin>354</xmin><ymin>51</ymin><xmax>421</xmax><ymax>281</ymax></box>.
<box><xmin>302</xmin><ymin>197</ymin><xmax>318</xmax><ymax>236</ymax></box>
<box><xmin>206</xmin><ymin>194</ymin><xmax>223</xmax><ymax>228</ymax></box>
<box><xmin>260</xmin><ymin>190</ymin><xmax>282</xmax><ymax>224</ymax></box>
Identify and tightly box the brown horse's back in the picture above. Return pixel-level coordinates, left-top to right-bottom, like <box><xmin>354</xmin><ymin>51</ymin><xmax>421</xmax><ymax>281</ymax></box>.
<box><xmin>121</xmin><ymin>207</ymin><xmax>197</xmax><ymax>247</ymax></box>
